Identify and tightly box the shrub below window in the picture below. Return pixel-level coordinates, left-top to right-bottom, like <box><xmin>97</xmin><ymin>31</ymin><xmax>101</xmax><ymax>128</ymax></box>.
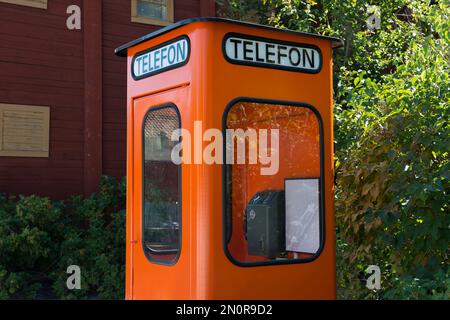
<box><xmin>0</xmin><ymin>176</ymin><xmax>126</xmax><ymax>300</ymax></box>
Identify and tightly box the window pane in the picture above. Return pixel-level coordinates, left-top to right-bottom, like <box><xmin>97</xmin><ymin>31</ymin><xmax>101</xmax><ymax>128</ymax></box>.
<box><xmin>143</xmin><ymin>106</ymin><xmax>180</xmax><ymax>263</ymax></box>
<box><xmin>137</xmin><ymin>0</ymin><xmax>166</xmax><ymax>21</ymax></box>
<box><xmin>224</xmin><ymin>101</ymin><xmax>323</xmax><ymax>265</ymax></box>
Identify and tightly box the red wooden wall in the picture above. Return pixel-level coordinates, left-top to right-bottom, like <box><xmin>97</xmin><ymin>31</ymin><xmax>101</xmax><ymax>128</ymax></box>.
<box><xmin>0</xmin><ymin>0</ymin><xmax>214</xmax><ymax>199</ymax></box>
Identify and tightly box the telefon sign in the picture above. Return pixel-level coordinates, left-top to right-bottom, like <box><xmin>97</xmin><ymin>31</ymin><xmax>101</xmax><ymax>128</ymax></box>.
<box><xmin>223</xmin><ymin>33</ymin><xmax>322</xmax><ymax>73</ymax></box>
<box><xmin>132</xmin><ymin>36</ymin><xmax>190</xmax><ymax>80</ymax></box>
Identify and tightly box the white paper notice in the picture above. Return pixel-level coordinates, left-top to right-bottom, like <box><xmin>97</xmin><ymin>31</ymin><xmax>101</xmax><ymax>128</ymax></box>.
<box><xmin>285</xmin><ymin>179</ymin><xmax>320</xmax><ymax>254</ymax></box>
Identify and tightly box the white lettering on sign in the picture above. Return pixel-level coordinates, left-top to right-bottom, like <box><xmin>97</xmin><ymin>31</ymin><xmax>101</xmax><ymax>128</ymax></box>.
<box><xmin>132</xmin><ymin>37</ymin><xmax>190</xmax><ymax>79</ymax></box>
<box><xmin>224</xmin><ymin>34</ymin><xmax>322</xmax><ymax>73</ymax></box>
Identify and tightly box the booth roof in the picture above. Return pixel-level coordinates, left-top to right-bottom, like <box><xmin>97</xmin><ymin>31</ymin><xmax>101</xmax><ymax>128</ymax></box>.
<box><xmin>115</xmin><ymin>17</ymin><xmax>344</xmax><ymax>57</ymax></box>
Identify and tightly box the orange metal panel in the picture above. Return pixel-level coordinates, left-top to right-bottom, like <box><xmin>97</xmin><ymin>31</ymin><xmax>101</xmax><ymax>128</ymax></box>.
<box><xmin>120</xmin><ymin>18</ymin><xmax>339</xmax><ymax>300</ymax></box>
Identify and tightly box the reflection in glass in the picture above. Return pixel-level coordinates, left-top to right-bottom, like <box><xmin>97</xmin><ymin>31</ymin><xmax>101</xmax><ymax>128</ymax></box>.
<box><xmin>225</xmin><ymin>102</ymin><xmax>322</xmax><ymax>264</ymax></box>
<box><xmin>137</xmin><ymin>0</ymin><xmax>167</xmax><ymax>21</ymax></box>
<box><xmin>143</xmin><ymin>107</ymin><xmax>180</xmax><ymax>262</ymax></box>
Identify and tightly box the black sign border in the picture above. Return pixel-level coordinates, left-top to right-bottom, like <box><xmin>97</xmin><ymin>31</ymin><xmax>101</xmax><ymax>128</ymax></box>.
<box><xmin>131</xmin><ymin>35</ymin><xmax>191</xmax><ymax>81</ymax></box>
<box><xmin>222</xmin><ymin>32</ymin><xmax>323</xmax><ymax>74</ymax></box>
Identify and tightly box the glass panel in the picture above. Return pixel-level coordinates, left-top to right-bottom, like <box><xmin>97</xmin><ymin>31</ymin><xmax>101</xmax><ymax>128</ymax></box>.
<box><xmin>137</xmin><ymin>0</ymin><xmax>167</xmax><ymax>21</ymax></box>
<box><xmin>143</xmin><ymin>106</ymin><xmax>180</xmax><ymax>263</ymax></box>
<box><xmin>224</xmin><ymin>101</ymin><xmax>322</xmax><ymax>265</ymax></box>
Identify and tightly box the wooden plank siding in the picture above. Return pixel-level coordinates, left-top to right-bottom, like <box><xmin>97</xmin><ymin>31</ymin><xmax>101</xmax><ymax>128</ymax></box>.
<box><xmin>83</xmin><ymin>0</ymin><xmax>103</xmax><ymax>196</ymax></box>
<box><xmin>0</xmin><ymin>0</ymin><xmax>214</xmax><ymax>199</ymax></box>
<box><xmin>0</xmin><ymin>0</ymin><xmax>84</xmax><ymax>199</ymax></box>
<box><xmin>101</xmin><ymin>0</ymin><xmax>210</xmax><ymax>180</ymax></box>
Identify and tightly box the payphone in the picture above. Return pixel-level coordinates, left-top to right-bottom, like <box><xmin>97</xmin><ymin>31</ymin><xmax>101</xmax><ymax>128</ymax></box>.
<box><xmin>244</xmin><ymin>190</ymin><xmax>285</xmax><ymax>259</ymax></box>
<box><xmin>115</xmin><ymin>17</ymin><xmax>342</xmax><ymax>299</ymax></box>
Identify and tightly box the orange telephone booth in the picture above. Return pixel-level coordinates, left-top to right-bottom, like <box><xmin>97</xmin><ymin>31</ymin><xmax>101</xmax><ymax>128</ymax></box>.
<box><xmin>115</xmin><ymin>17</ymin><xmax>342</xmax><ymax>300</ymax></box>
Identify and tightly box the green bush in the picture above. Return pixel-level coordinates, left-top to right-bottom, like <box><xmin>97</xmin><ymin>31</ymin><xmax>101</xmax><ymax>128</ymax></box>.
<box><xmin>0</xmin><ymin>194</ymin><xmax>63</xmax><ymax>299</ymax></box>
<box><xmin>334</xmin><ymin>4</ymin><xmax>450</xmax><ymax>298</ymax></box>
<box><xmin>0</xmin><ymin>176</ymin><xmax>126</xmax><ymax>300</ymax></box>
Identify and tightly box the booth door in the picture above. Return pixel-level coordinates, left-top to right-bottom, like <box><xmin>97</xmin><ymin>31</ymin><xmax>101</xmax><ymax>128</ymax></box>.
<box><xmin>130</xmin><ymin>89</ymin><xmax>190</xmax><ymax>299</ymax></box>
